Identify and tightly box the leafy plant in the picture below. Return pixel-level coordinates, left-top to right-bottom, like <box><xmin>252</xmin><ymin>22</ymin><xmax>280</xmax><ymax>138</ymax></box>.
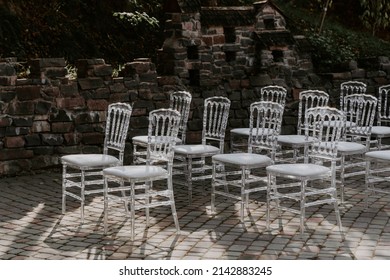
<box><xmin>360</xmin><ymin>0</ymin><xmax>390</xmax><ymax>35</ymax></box>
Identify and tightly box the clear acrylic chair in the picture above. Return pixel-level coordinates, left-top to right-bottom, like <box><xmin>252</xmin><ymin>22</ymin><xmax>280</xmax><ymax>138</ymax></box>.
<box><xmin>103</xmin><ymin>109</ymin><xmax>181</xmax><ymax>240</ymax></box>
<box><xmin>173</xmin><ymin>96</ymin><xmax>231</xmax><ymax>204</ymax></box>
<box><xmin>230</xmin><ymin>85</ymin><xmax>287</xmax><ymax>152</ymax></box>
<box><xmin>370</xmin><ymin>85</ymin><xmax>390</xmax><ymax>150</ymax></box>
<box><xmin>364</xmin><ymin>150</ymin><xmax>390</xmax><ymax>208</ymax></box>
<box><xmin>266</xmin><ymin>106</ymin><xmax>345</xmax><ymax>237</ymax></box>
<box><xmin>339</xmin><ymin>81</ymin><xmax>367</xmax><ymax>112</ymax></box>
<box><xmin>336</xmin><ymin>93</ymin><xmax>377</xmax><ymax>203</ymax></box>
<box><xmin>132</xmin><ymin>90</ymin><xmax>192</xmax><ymax>164</ymax></box>
<box><xmin>61</xmin><ymin>102</ymin><xmax>132</xmax><ymax>223</ymax></box>
<box><xmin>211</xmin><ymin>101</ymin><xmax>284</xmax><ymax>223</ymax></box>
<box><xmin>277</xmin><ymin>90</ymin><xmax>329</xmax><ymax>162</ymax></box>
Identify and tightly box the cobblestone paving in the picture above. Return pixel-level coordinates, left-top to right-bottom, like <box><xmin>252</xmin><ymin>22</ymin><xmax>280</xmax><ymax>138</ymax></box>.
<box><xmin>0</xmin><ymin>169</ymin><xmax>389</xmax><ymax>260</ymax></box>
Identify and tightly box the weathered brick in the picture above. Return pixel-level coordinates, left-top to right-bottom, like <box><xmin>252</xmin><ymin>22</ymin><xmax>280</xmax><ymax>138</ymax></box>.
<box><xmin>78</xmin><ymin>78</ymin><xmax>104</xmax><ymax>90</ymax></box>
<box><xmin>0</xmin><ymin>149</ymin><xmax>34</xmax><ymax>160</ymax></box>
<box><xmin>4</xmin><ymin>136</ymin><xmax>25</xmax><ymax>148</ymax></box>
<box><xmin>0</xmin><ymin>76</ymin><xmax>17</xmax><ymax>86</ymax></box>
<box><xmin>5</xmin><ymin>126</ymin><xmax>30</xmax><ymax>136</ymax></box>
<box><xmin>25</xmin><ymin>134</ymin><xmax>42</xmax><ymax>146</ymax></box>
<box><xmin>49</xmin><ymin>109</ymin><xmax>72</xmax><ymax>122</ymax></box>
<box><xmin>32</xmin><ymin>121</ymin><xmax>51</xmax><ymax>133</ymax></box>
<box><xmin>16</xmin><ymin>85</ymin><xmax>42</xmax><ymax>101</ymax></box>
<box><xmin>0</xmin><ymin>63</ymin><xmax>16</xmax><ymax>75</ymax></box>
<box><xmin>60</xmin><ymin>82</ymin><xmax>79</xmax><ymax>97</ymax></box>
<box><xmin>93</xmin><ymin>65</ymin><xmax>113</xmax><ymax>77</ymax></box>
<box><xmin>0</xmin><ymin>90</ymin><xmax>16</xmax><ymax>102</ymax></box>
<box><xmin>56</xmin><ymin>97</ymin><xmax>85</xmax><ymax>109</ymax></box>
<box><xmin>43</xmin><ymin>67</ymin><xmax>67</xmax><ymax>78</ymax></box>
<box><xmin>62</xmin><ymin>133</ymin><xmax>81</xmax><ymax>145</ymax></box>
<box><xmin>87</xmin><ymin>99</ymin><xmax>109</xmax><ymax>111</ymax></box>
<box><xmin>81</xmin><ymin>132</ymin><xmax>104</xmax><ymax>145</ymax></box>
<box><xmin>0</xmin><ymin>159</ymin><xmax>31</xmax><ymax>176</ymax></box>
<box><xmin>6</xmin><ymin>101</ymin><xmax>35</xmax><ymax>115</ymax></box>
<box><xmin>35</xmin><ymin>101</ymin><xmax>52</xmax><ymax>114</ymax></box>
<box><xmin>41</xmin><ymin>134</ymin><xmax>64</xmax><ymax>146</ymax></box>
<box><xmin>0</xmin><ymin>116</ymin><xmax>12</xmax><ymax>127</ymax></box>
<box><xmin>51</xmin><ymin>122</ymin><xmax>74</xmax><ymax>133</ymax></box>
<box><xmin>109</xmin><ymin>92</ymin><xmax>130</xmax><ymax>102</ymax></box>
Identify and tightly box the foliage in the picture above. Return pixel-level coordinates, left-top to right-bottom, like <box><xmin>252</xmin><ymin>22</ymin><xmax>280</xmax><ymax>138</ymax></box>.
<box><xmin>0</xmin><ymin>0</ymin><xmax>163</xmax><ymax>65</ymax></box>
<box><xmin>360</xmin><ymin>0</ymin><xmax>390</xmax><ymax>35</ymax></box>
<box><xmin>274</xmin><ymin>0</ymin><xmax>390</xmax><ymax>72</ymax></box>
<box><xmin>113</xmin><ymin>12</ymin><xmax>159</xmax><ymax>28</ymax></box>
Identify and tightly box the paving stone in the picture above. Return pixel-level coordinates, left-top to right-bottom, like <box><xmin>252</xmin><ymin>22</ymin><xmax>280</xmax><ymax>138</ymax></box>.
<box><xmin>1</xmin><ymin>170</ymin><xmax>390</xmax><ymax>259</ymax></box>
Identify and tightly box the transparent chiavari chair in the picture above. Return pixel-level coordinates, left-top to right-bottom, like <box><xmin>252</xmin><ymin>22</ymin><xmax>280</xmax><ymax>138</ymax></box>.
<box><xmin>277</xmin><ymin>90</ymin><xmax>329</xmax><ymax>162</ymax></box>
<box><xmin>173</xmin><ymin>96</ymin><xmax>231</xmax><ymax>204</ymax></box>
<box><xmin>364</xmin><ymin>150</ymin><xmax>390</xmax><ymax>207</ymax></box>
<box><xmin>61</xmin><ymin>102</ymin><xmax>132</xmax><ymax>223</ymax></box>
<box><xmin>230</xmin><ymin>85</ymin><xmax>287</xmax><ymax>152</ymax></box>
<box><xmin>103</xmin><ymin>109</ymin><xmax>181</xmax><ymax>240</ymax></box>
<box><xmin>266</xmin><ymin>107</ymin><xmax>345</xmax><ymax>237</ymax></box>
<box><xmin>132</xmin><ymin>90</ymin><xmax>192</xmax><ymax>164</ymax></box>
<box><xmin>211</xmin><ymin>101</ymin><xmax>284</xmax><ymax>223</ymax></box>
<box><xmin>336</xmin><ymin>94</ymin><xmax>377</xmax><ymax>203</ymax></box>
<box><xmin>370</xmin><ymin>85</ymin><xmax>390</xmax><ymax>150</ymax></box>
<box><xmin>339</xmin><ymin>81</ymin><xmax>367</xmax><ymax>112</ymax></box>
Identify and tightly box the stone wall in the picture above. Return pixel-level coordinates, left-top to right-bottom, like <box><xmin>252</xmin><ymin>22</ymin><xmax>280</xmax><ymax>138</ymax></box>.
<box><xmin>1</xmin><ymin>56</ymin><xmax>390</xmax><ymax>176</ymax></box>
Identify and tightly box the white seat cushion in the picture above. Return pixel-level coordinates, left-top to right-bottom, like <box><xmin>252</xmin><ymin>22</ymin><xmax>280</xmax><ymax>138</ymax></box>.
<box><xmin>277</xmin><ymin>135</ymin><xmax>315</xmax><ymax>145</ymax></box>
<box><xmin>173</xmin><ymin>144</ymin><xmax>220</xmax><ymax>156</ymax></box>
<box><xmin>365</xmin><ymin>150</ymin><xmax>390</xmax><ymax>161</ymax></box>
<box><xmin>267</xmin><ymin>163</ymin><xmax>330</xmax><ymax>178</ymax></box>
<box><xmin>212</xmin><ymin>153</ymin><xmax>272</xmax><ymax>167</ymax></box>
<box><xmin>132</xmin><ymin>135</ymin><xmax>182</xmax><ymax>145</ymax></box>
<box><xmin>336</xmin><ymin>141</ymin><xmax>367</xmax><ymax>153</ymax></box>
<box><xmin>370</xmin><ymin>126</ymin><xmax>390</xmax><ymax>136</ymax></box>
<box><xmin>61</xmin><ymin>154</ymin><xmax>119</xmax><ymax>168</ymax></box>
<box><xmin>231</xmin><ymin>127</ymin><xmax>274</xmax><ymax>136</ymax></box>
<box><xmin>103</xmin><ymin>165</ymin><xmax>167</xmax><ymax>180</ymax></box>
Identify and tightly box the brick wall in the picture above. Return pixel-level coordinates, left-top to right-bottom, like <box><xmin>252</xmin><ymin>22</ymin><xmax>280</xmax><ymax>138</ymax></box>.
<box><xmin>1</xmin><ymin>56</ymin><xmax>390</xmax><ymax>176</ymax></box>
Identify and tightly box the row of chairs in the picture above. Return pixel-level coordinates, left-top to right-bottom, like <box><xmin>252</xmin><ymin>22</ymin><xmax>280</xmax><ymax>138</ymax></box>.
<box><xmin>60</xmin><ymin>81</ymin><xmax>390</xmax><ymax>240</ymax></box>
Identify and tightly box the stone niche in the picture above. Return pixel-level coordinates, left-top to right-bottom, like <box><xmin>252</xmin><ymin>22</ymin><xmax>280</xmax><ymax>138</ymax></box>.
<box><xmin>158</xmin><ymin>0</ymin><xmax>312</xmax><ymax>87</ymax></box>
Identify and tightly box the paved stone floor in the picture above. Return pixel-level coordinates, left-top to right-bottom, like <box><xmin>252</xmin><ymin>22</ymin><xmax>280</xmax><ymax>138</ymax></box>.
<box><xmin>0</xmin><ymin>168</ymin><xmax>389</xmax><ymax>260</ymax></box>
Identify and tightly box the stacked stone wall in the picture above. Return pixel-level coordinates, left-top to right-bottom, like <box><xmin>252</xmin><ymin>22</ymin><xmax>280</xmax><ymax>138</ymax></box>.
<box><xmin>1</xmin><ymin>56</ymin><xmax>390</xmax><ymax>176</ymax></box>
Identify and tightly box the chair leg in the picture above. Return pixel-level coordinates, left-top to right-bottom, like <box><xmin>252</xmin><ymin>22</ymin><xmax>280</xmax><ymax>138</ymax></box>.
<box><xmin>240</xmin><ymin>168</ymin><xmax>246</xmax><ymax>223</ymax></box>
<box><xmin>103</xmin><ymin>176</ymin><xmax>109</xmax><ymax>234</ymax></box>
<box><xmin>130</xmin><ymin>181</ymin><xmax>136</xmax><ymax>241</ymax></box>
<box><xmin>211</xmin><ymin>162</ymin><xmax>216</xmax><ymax>214</ymax></box>
<box><xmin>365</xmin><ymin>159</ymin><xmax>371</xmax><ymax>209</ymax></box>
<box><xmin>300</xmin><ymin>180</ymin><xmax>306</xmax><ymax>235</ymax></box>
<box><xmin>145</xmin><ymin>181</ymin><xmax>150</xmax><ymax>227</ymax></box>
<box><xmin>266</xmin><ymin>173</ymin><xmax>272</xmax><ymax>230</ymax></box>
<box><xmin>340</xmin><ymin>155</ymin><xmax>345</xmax><ymax>203</ymax></box>
<box><xmin>333</xmin><ymin>197</ymin><xmax>344</xmax><ymax>239</ymax></box>
<box><xmin>62</xmin><ymin>164</ymin><xmax>67</xmax><ymax>215</ymax></box>
<box><xmin>186</xmin><ymin>157</ymin><xmax>193</xmax><ymax>204</ymax></box>
<box><xmin>168</xmin><ymin>175</ymin><xmax>180</xmax><ymax>234</ymax></box>
<box><xmin>80</xmin><ymin>170</ymin><xmax>85</xmax><ymax>223</ymax></box>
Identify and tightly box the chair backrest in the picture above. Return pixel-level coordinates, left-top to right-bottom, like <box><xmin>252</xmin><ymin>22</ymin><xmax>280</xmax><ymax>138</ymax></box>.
<box><xmin>104</xmin><ymin>102</ymin><xmax>132</xmax><ymax>162</ymax></box>
<box><xmin>202</xmin><ymin>96</ymin><xmax>231</xmax><ymax>152</ymax></box>
<box><xmin>248</xmin><ymin>101</ymin><xmax>284</xmax><ymax>161</ymax></box>
<box><xmin>297</xmin><ymin>90</ymin><xmax>329</xmax><ymax>135</ymax></box>
<box><xmin>343</xmin><ymin>94</ymin><xmax>377</xmax><ymax>140</ymax></box>
<box><xmin>169</xmin><ymin>90</ymin><xmax>192</xmax><ymax>143</ymax></box>
<box><xmin>259</xmin><ymin>85</ymin><xmax>287</xmax><ymax>107</ymax></box>
<box><xmin>377</xmin><ymin>84</ymin><xmax>390</xmax><ymax>126</ymax></box>
<box><xmin>147</xmin><ymin>109</ymin><xmax>181</xmax><ymax>164</ymax></box>
<box><xmin>305</xmin><ymin>107</ymin><xmax>345</xmax><ymax>163</ymax></box>
<box><xmin>340</xmin><ymin>81</ymin><xmax>367</xmax><ymax>111</ymax></box>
